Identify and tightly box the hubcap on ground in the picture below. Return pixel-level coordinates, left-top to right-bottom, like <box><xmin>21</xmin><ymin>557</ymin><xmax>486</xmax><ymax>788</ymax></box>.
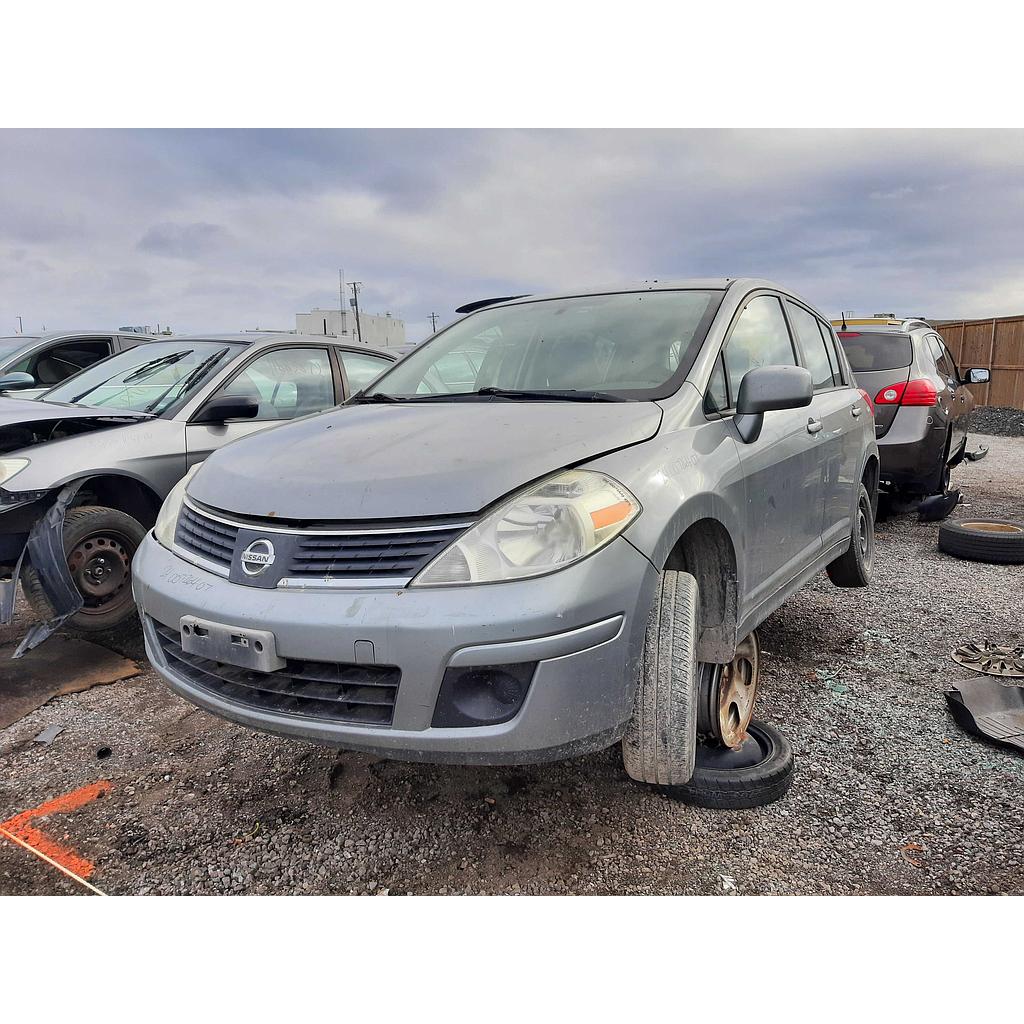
<box><xmin>68</xmin><ymin>534</ymin><xmax>131</xmax><ymax>610</ymax></box>
<box><xmin>698</xmin><ymin>631</ymin><xmax>760</xmax><ymax>748</ymax></box>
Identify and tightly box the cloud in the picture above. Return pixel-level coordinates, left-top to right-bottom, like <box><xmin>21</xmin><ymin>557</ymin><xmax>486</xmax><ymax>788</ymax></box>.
<box><xmin>1</xmin><ymin>128</ymin><xmax>1023</xmax><ymax>339</ymax></box>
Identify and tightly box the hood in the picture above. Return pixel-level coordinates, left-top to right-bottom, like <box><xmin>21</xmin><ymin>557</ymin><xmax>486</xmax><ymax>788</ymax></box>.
<box><xmin>190</xmin><ymin>401</ymin><xmax>663</xmax><ymax>519</ymax></box>
<box><xmin>0</xmin><ymin>396</ymin><xmax>150</xmax><ymax>455</ymax></box>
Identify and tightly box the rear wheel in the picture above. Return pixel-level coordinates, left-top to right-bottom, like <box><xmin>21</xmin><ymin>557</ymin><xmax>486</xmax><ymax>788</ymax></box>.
<box><xmin>21</xmin><ymin>505</ymin><xmax>147</xmax><ymax>631</ymax></box>
<box><xmin>826</xmin><ymin>484</ymin><xmax>874</xmax><ymax>587</ymax></box>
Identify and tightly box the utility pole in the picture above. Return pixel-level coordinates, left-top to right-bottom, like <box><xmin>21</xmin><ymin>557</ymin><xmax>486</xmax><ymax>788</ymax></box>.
<box><xmin>428</xmin><ymin>312</ymin><xmax>439</xmax><ymax>333</ymax></box>
<box><xmin>338</xmin><ymin>269</ymin><xmax>346</xmax><ymax>335</ymax></box>
<box><xmin>350</xmin><ymin>281</ymin><xmax>364</xmax><ymax>345</ymax></box>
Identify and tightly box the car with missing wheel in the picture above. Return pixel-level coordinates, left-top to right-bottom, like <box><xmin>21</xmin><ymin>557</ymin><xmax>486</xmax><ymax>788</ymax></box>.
<box><xmin>0</xmin><ymin>334</ymin><xmax>396</xmax><ymax>650</ymax></box>
<box><xmin>832</xmin><ymin>317</ymin><xmax>990</xmax><ymax>496</ymax></box>
<box><xmin>133</xmin><ymin>279</ymin><xmax>879</xmax><ymax>806</ymax></box>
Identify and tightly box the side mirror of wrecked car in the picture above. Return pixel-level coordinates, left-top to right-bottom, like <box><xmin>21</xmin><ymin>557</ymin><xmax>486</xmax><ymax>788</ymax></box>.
<box><xmin>0</xmin><ymin>371</ymin><xmax>37</xmax><ymax>391</ymax></box>
<box><xmin>192</xmin><ymin>394</ymin><xmax>260</xmax><ymax>424</ymax></box>
<box><xmin>966</xmin><ymin>367</ymin><xmax>991</xmax><ymax>385</ymax></box>
<box><xmin>734</xmin><ymin>365</ymin><xmax>813</xmax><ymax>444</ymax></box>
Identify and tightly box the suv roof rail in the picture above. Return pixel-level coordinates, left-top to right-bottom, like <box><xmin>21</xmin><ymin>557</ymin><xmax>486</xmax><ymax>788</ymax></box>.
<box><xmin>455</xmin><ymin>295</ymin><xmax>530</xmax><ymax>315</ymax></box>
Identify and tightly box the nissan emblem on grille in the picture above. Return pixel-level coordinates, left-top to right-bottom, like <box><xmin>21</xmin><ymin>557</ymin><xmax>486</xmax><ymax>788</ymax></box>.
<box><xmin>240</xmin><ymin>538</ymin><xmax>276</xmax><ymax>576</ymax></box>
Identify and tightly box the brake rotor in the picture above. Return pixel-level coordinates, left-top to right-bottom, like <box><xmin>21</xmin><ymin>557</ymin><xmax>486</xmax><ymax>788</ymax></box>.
<box><xmin>951</xmin><ymin>640</ymin><xmax>1024</xmax><ymax>679</ymax></box>
<box><xmin>697</xmin><ymin>631</ymin><xmax>760</xmax><ymax>748</ymax></box>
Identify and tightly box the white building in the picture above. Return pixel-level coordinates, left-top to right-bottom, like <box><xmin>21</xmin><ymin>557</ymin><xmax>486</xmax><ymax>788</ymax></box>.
<box><xmin>295</xmin><ymin>308</ymin><xmax>406</xmax><ymax>350</ymax></box>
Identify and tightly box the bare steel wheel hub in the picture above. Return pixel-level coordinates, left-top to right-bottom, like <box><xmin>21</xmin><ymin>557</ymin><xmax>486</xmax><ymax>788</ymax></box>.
<box><xmin>68</xmin><ymin>534</ymin><xmax>131</xmax><ymax>610</ymax></box>
<box><xmin>697</xmin><ymin>632</ymin><xmax>761</xmax><ymax>748</ymax></box>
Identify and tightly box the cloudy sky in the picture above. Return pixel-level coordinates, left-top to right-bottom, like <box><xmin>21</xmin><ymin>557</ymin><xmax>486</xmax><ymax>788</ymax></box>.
<box><xmin>2</xmin><ymin>128</ymin><xmax>1022</xmax><ymax>342</ymax></box>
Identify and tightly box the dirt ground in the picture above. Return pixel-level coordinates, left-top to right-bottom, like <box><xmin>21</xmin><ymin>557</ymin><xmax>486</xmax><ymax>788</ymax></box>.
<box><xmin>2</xmin><ymin>433</ymin><xmax>1022</xmax><ymax>895</ymax></box>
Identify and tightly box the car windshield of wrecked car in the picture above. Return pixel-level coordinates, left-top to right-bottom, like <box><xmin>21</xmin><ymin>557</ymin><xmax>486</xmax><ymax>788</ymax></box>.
<box><xmin>41</xmin><ymin>341</ymin><xmax>245</xmax><ymax>414</ymax></box>
<box><xmin>360</xmin><ymin>290</ymin><xmax>722</xmax><ymax>402</ymax></box>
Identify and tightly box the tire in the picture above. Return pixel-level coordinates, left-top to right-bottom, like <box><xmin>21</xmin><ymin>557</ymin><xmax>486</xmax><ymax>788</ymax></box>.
<box><xmin>669</xmin><ymin>720</ymin><xmax>794</xmax><ymax>809</ymax></box>
<box><xmin>826</xmin><ymin>483</ymin><xmax>874</xmax><ymax>587</ymax></box>
<box><xmin>938</xmin><ymin>519</ymin><xmax>1024</xmax><ymax>565</ymax></box>
<box><xmin>21</xmin><ymin>505</ymin><xmax>147</xmax><ymax>631</ymax></box>
<box><xmin>621</xmin><ymin>570</ymin><xmax>699</xmax><ymax>787</ymax></box>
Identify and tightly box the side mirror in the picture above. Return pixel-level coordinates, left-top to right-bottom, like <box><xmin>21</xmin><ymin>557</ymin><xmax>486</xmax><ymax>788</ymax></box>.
<box><xmin>734</xmin><ymin>365</ymin><xmax>813</xmax><ymax>444</ymax></box>
<box><xmin>192</xmin><ymin>394</ymin><xmax>260</xmax><ymax>424</ymax></box>
<box><xmin>966</xmin><ymin>367</ymin><xmax>990</xmax><ymax>385</ymax></box>
<box><xmin>0</xmin><ymin>371</ymin><xmax>37</xmax><ymax>391</ymax></box>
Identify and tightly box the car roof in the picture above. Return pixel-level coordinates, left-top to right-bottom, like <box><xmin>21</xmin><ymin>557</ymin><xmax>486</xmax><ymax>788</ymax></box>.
<box><xmin>458</xmin><ymin>278</ymin><xmax>813</xmax><ymax>312</ymax></box>
<box><xmin>172</xmin><ymin>332</ymin><xmax>396</xmax><ymax>359</ymax></box>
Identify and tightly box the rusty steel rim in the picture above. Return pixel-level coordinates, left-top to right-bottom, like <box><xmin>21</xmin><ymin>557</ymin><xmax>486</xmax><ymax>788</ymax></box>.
<box><xmin>960</xmin><ymin>521</ymin><xmax>1023</xmax><ymax>534</ymax></box>
<box><xmin>699</xmin><ymin>632</ymin><xmax>761</xmax><ymax>748</ymax></box>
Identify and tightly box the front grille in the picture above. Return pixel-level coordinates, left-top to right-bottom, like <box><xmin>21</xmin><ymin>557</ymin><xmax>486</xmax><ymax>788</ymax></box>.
<box><xmin>153</xmin><ymin>620</ymin><xmax>400</xmax><ymax>726</ymax></box>
<box><xmin>175</xmin><ymin>503</ymin><xmax>237</xmax><ymax>568</ymax></box>
<box><xmin>287</xmin><ymin>528</ymin><xmax>464</xmax><ymax>579</ymax></box>
<box><xmin>173</xmin><ymin>500</ymin><xmax>468</xmax><ymax>583</ymax></box>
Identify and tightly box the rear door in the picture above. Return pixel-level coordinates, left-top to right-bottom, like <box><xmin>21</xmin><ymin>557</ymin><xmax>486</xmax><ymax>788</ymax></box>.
<box><xmin>837</xmin><ymin>330</ymin><xmax>913</xmax><ymax>438</ymax></box>
<box><xmin>184</xmin><ymin>346</ymin><xmax>337</xmax><ymax>468</ymax></box>
<box><xmin>785</xmin><ymin>302</ymin><xmax>859</xmax><ymax>549</ymax></box>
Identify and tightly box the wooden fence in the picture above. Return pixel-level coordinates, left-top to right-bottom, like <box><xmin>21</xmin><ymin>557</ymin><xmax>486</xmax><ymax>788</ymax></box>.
<box><xmin>932</xmin><ymin>315</ymin><xmax>1024</xmax><ymax>410</ymax></box>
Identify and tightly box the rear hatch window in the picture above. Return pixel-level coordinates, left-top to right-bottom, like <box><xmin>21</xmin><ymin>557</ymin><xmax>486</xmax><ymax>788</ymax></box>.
<box><xmin>838</xmin><ymin>331</ymin><xmax>912</xmax><ymax>371</ymax></box>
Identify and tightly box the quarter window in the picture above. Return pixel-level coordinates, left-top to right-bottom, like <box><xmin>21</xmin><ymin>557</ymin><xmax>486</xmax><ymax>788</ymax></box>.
<box><xmin>786</xmin><ymin>301</ymin><xmax>836</xmax><ymax>390</ymax></box>
<box><xmin>340</xmin><ymin>350</ymin><xmax>393</xmax><ymax>392</ymax></box>
<box><xmin>704</xmin><ymin>352</ymin><xmax>729</xmax><ymax>414</ymax></box>
<box><xmin>722</xmin><ymin>295</ymin><xmax>796</xmax><ymax>400</ymax></box>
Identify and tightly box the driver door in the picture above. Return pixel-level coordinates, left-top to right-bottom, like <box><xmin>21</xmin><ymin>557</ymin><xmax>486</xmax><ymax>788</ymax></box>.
<box><xmin>184</xmin><ymin>346</ymin><xmax>336</xmax><ymax>468</ymax></box>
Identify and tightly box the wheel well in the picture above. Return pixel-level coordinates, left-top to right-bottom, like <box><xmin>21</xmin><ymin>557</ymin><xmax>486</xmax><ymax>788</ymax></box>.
<box><xmin>70</xmin><ymin>475</ymin><xmax>162</xmax><ymax>529</ymax></box>
<box><xmin>664</xmin><ymin>518</ymin><xmax>738</xmax><ymax>663</ymax></box>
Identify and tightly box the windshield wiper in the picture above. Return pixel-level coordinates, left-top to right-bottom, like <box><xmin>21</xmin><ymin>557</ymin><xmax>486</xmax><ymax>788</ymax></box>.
<box><xmin>348</xmin><ymin>392</ymin><xmax>415</xmax><ymax>404</ymax></box>
<box><xmin>122</xmin><ymin>350</ymin><xmax>194</xmax><ymax>383</ymax></box>
<box><xmin>473</xmin><ymin>387</ymin><xmax>627</xmax><ymax>402</ymax></box>
<box><xmin>143</xmin><ymin>348</ymin><xmax>230</xmax><ymax>413</ymax></box>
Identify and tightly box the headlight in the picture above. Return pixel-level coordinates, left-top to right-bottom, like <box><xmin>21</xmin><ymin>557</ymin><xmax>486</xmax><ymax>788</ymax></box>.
<box><xmin>153</xmin><ymin>465</ymin><xmax>200</xmax><ymax>549</ymax></box>
<box><xmin>0</xmin><ymin>458</ymin><xmax>29</xmax><ymax>486</ymax></box>
<box><xmin>412</xmin><ymin>469</ymin><xmax>640</xmax><ymax>586</ymax></box>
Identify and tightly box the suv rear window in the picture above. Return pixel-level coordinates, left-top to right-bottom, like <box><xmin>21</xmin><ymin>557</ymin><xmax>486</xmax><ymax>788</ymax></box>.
<box><xmin>838</xmin><ymin>331</ymin><xmax>913</xmax><ymax>372</ymax></box>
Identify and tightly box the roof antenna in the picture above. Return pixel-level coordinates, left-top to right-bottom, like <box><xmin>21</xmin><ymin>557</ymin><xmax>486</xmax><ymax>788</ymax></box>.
<box><xmin>841</xmin><ymin>311</ymin><xmax>848</xmax><ymax>331</ymax></box>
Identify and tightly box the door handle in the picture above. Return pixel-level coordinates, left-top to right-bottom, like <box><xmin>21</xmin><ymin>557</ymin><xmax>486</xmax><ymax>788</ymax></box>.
<box><xmin>851</xmin><ymin>404</ymin><xmax>863</xmax><ymax>417</ymax></box>
<box><xmin>806</xmin><ymin>418</ymin><xmax>823</xmax><ymax>435</ymax></box>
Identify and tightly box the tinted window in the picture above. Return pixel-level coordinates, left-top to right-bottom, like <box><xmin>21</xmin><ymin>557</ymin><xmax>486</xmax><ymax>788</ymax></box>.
<box><xmin>221</xmin><ymin>348</ymin><xmax>334</xmax><ymax>420</ymax></box>
<box><xmin>786</xmin><ymin>302</ymin><xmax>835</xmax><ymax>390</ymax></box>
<box><xmin>340</xmin><ymin>350</ymin><xmax>393</xmax><ymax>392</ymax></box>
<box><xmin>366</xmin><ymin>290</ymin><xmax>722</xmax><ymax>400</ymax></box>
<box><xmin>723</xmin><ymin>295</ymin><xmax>795</xmax><ymax>400</ymax></box>
<box><xmin>838</xmin><ymin>331</ymin><xmax>913</xmax><ymax>372</ymax></box>
<box><xmin>32</xmin><ymin>340</ymin><xmax>112</xmax><ymax>385</ymax></box>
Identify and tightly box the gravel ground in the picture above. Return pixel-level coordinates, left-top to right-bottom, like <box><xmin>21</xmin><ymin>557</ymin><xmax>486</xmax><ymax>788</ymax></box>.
<box><xmin>2</xmin><ymin>433</ymin><xmax>1022</xmax><ymax>896</ymax></box>
<box><xmin>969</xmin><ymin>406</ymin><xmax>1024</xmax><ymax>437</ymax></box>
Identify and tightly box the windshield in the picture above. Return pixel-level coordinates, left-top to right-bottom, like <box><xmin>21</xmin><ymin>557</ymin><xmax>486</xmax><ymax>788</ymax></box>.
<box><xmin>838</xmin><ymin>332</ymin><xmax>913</xmax><ymax>372</ymax></box>
<box><xmin>363</xmin><ymin>290</ymin><xmax>722</xmax><ymax>401</ymax></box>
<box><xmin>0</xmin><ymin>336</ymin><xmax>35</xmax><ymax>360</ymax></box>
<box><xmin>42</xmin><ymin>341</ymin><xmax>245</xmax><ymax>414</ymax></box>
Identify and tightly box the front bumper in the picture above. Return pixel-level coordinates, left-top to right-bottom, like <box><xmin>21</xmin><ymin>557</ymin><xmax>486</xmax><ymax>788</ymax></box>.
<box><xmin>133</xmin><ymin>533</ymin><xmax>658</xmax><ymax>764</ymax></box>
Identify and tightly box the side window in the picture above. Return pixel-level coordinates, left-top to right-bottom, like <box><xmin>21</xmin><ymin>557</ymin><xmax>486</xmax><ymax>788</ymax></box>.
<box><xmin>722</xmin><ymin>295</ymin><xmax>796</xmax><ymax>400</ymax></box>
<box><xmin>704</xmin><ymin>353</ymin><xmax>729</xmax><ymax>414</ymax></box>
<box><xmin>786</xmin><ymin>302</ymin><xmax>836</xmax><ymax>391</ymax></box>
<box><xmin>940</xmin><ymin>339</ymin><xmax>961</xmax><ymax>381</ymax></box>
<box><xmin>928</xmin><ymin>336</ymin><xmax>953</xmax><ymax>379</ymax></box>
<box><xmin>32</xmin><ymin>339</ymin><xmax>113</xmax><ymax>385</ymax></box>
<box><xmin>219</xmin><ymin>348</ymin><xmax>334</xmax><ymax>420</ymax></box>
<box><xmin>817</xmin><ymin>321</ymin><xmax>845</xmax><ymax>385</ymax></box>
<box><xmin>340</xmin><ymin>351</ymin><xmax>394</xmax><ymax>393</ymax></box>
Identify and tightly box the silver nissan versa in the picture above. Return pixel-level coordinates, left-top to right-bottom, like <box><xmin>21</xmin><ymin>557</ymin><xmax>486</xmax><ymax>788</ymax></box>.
<box><xmin>133</xmin><ymin>280</ymin><xmax>878</xmax><ymax>793</ymax></box>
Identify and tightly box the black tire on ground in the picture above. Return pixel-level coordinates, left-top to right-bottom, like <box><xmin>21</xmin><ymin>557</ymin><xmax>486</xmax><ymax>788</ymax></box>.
<box><xmin>21</xmin><ymin>505</ymin><xmax>147</xmax><ymax>631</ymax></box>
<box><xmin>826</xmin><ymin>483</ymin><xmax>875</xmax><ymax>587</ymax></box>
<box><xmin>621</xmin><ymin>570</ymin><xmax>699</xmax><ymax>787</ymax></box>
<box><xmin>669</xmin><ymin>720</ymin><xmax>794</xmax><ymax>809</ymax></box>
<box><xmin>937</xmin><ymin>519</ymin><xmax>1024</xmax><ymax>565</ymax></box>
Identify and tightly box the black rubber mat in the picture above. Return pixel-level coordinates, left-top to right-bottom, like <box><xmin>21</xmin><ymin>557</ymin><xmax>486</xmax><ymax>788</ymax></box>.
<box><xmin>946</xmin><ymin>676</ymin><xmax>1024</xmax><ymax>754</ymax></box>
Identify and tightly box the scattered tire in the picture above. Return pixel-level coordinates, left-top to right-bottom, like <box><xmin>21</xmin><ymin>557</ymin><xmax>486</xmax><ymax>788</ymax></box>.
<box><xmin>22</xmin><ymin>505</ymin><xmax>147</xmax><ymax>631</ymax></box>
<box><xmin>937</xmin><ymin>518</ymin><xmax>1024</xmax><ymax>565</ymax></box>
<box><xmin>668</xmin><ymin>720</ymin><xmax>794</xmax><ymax>809</ymax></box>
<box><xmin>827</xmin><ymin>483</ymin><xmax>875</xmax><ymax>587</ymax></box>
<box><xmin>621</xmin><ymin>569</ymin><xmax>699</xmax><ymax>787</ymax></box>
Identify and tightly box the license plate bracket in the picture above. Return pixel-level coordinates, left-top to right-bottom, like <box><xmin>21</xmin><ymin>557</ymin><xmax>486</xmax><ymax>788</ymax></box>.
<box><xmin>179</xmin><ymin>615</ymin><xmax>285</xmax><ymax>672</ymax></box>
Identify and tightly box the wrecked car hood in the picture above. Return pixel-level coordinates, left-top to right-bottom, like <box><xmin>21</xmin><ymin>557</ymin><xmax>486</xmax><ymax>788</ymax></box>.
<box><xmin>0</xmin><ymin>396</ymin><xmax>150</xmax><ymax>454</ymax></box>
<box><xmin>190</xmin><ymin>402</ymin><xmax>663</xmax><ymax>519</ymax></box>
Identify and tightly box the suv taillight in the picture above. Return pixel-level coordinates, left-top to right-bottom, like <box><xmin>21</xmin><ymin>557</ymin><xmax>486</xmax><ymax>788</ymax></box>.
<box><xmin>873</xmin><ymin>379</ymin><xmax>937</xmax><ymax>407</ymax></box>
